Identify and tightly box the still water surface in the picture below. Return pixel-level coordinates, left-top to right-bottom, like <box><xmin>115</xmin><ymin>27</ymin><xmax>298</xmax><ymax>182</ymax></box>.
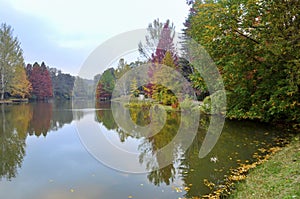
<box><xmin>0</xmin><ymin>101</ymin><xmax>283</xmax><ymax>198</ymax></box>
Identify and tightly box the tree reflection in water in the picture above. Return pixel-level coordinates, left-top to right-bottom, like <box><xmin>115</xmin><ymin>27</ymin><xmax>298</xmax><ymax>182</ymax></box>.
<box><xmin>0</xmin><ymin>104</ymin><xmax>27</xmax><ymax>180</ymax></box>
<box><xmin>0</xmin><ymin>101</ymin><xmax>78</xmax><ymax>181</ymax></box>
<box><xmin>95</xmin><ymin>102</ymin><xmax>283</xmax><ymax>197</ymax></box>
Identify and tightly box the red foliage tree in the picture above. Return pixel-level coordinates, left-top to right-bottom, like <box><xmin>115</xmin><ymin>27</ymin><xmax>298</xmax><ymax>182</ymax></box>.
<box><xmin>96</xmin><ymin>82</ymin><xmax>112</xmax><ymax>101</ymax></box>
<box><xmin>151</xmin><ymin>20</ymin><xmax>177</xmax><ymax>65</ymax></box>
<box><xmin>27</xmin><ymin>62</ymin><xmax>53</xmax><ymax>100</ymax></box>
<box><xmin>145</xmin><ymin>20</ymin><xmax>178</xmax><ymax>97</ymax></box>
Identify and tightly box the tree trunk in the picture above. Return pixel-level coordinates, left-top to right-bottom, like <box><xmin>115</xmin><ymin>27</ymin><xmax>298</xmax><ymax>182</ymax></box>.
<box><xmin>1</xmin><ymin>73</ymin><xmax>4</xmax><ymax>100</ymax></box>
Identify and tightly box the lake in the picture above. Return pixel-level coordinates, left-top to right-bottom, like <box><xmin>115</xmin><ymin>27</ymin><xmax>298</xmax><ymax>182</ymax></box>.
<box><xmin>0</xmin><ymin>101</ymin><xmax>285</xmax><ymax>198</ymax></box>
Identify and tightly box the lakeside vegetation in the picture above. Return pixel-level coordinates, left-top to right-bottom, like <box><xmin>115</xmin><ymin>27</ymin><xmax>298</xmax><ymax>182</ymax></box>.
<box><xmin>0</xmin><ymin>0</ymin><xmax>299</xmax><ymax>198</ymax></box>
<box><xmin>0</xmin><ymin>23</ymin><xmax>95</xmax><ymax>101</ymax></box>
<box><xmin>94</xmin><ymin>0</ymin><xmax>299</xmax><ymax>131</ymax></box>
<box><xmin>230</xmin><ymin>135</ymin><xmax>300</xmax><ymax>199</ymax></box>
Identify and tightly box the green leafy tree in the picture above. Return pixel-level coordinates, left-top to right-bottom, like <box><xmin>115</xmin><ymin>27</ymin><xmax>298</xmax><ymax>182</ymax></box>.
<box><xmin>0</xmin><ymin>23</ymin><xmax>25</xmax><ymax>100</ymax></box>
<box><xmin>95</xmin><ymin>68</ymin><xmax>116</xmax><ymax>100</ymax></box>
<box><xmin>186</xmin><ymin>0</ymin><xmax>300</xmax><ymax>126</ymax></box>
<box><xmin>50</xmin><ymin>69</ymin><xmax>75</xmax><ymax>100</ymax></box>
<box><xmin>114</xmin><ymin>59</ymin><xmax>131</xmax><ymax>96</ymax></box>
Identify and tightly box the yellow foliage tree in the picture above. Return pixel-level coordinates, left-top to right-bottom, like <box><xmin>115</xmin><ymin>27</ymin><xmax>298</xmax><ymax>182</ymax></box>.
<box><xmin>152</xmin><ymin>51</ymin><xmax>178</xmax><ymax>105</ymax></box>
<box><xmin>10</xmin><ymin>65</ymin><xmax>32</xmax><ymax>98</ymax></box>
<box><xmin>130</xmin><ymin>77</ymin><xmax>139</xmax><ymax>97</ymax></box>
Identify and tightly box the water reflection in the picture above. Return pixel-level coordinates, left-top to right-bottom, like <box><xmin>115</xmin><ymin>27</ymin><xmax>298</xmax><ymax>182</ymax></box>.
<box><xmin>0</xmin><ymin>105</ymin><xmax>26</xmax><ymax>180</ymax></box>
<box><xmin>95</xmin><ymin>102</ymin><xmax>283</xmax><ymax>197</ymax></box>
<box><xmin>0</xmin><ymin>101</ymin><xmax>81</xmax><ymax>181</ymax></box>
<box><xmin>0</xmin><ymin>101</ymin><xmax>285</xmax><ymax>198</ymax></box>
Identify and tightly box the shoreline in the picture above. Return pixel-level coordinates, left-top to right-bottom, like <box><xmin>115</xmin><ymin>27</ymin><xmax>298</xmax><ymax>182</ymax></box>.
<box><xmin>229</xmin><ymin>134</ymin><xmax>300</xmax><ymax>198</ymax></box>
<box><xmin>0</xmin><ymin>98</ymin><xmax>29</xmax><ymax>104</ymax></box>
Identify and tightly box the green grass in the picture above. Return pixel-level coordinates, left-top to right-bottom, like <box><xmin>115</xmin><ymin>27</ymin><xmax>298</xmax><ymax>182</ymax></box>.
<box><xmin>230</xmin><ymin>135</ymin><xmax>300</xmax><ymax>199</ymax></box>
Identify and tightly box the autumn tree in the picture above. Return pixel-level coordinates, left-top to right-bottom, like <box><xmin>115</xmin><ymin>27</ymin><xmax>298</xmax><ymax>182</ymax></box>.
<box><xmin>145</xmin><ymin>20</ymin><xmax>179</xmax><ymax>105</ymax></box>
<box><xmin>0</xmin><ymin>23</ymin><xmax>26</xmax><ymax>100</ymax></box>
<box><xmin>130</xmin><ymin>77</ymin><xmax>139</xmax><ymax>97</ymax></box>
<box><xmin>151</xmin><ymin>20</ymin><xmax>177</xmax><ymax>65</ymax></box>
<box><xmin>28</xmin><ymin>102</ymin><xmax>52</xmax><ymax>137</ymax></box>
<box><xmin>152</xmin><ymin>51</ymin><xmax>179</xmax><ymax>105</ymax></box>
<box><xmin>138</xmin><ymin>19</ymin><xmax>175</xmax><ymax>60</ymax></box>
<box><xmin>95</xmin><ymin>68</ymin><xmax>115</xmax><ymax>100</ymax></box>
<box><xmin>27</xmin><ymin>62</ymin><xmax>53</xmax><ymax>100</ymax></box>
<box><xmin>10</xmin><ymin>65</ymin><xmax>32</xmax><ymax>98</ymax></box>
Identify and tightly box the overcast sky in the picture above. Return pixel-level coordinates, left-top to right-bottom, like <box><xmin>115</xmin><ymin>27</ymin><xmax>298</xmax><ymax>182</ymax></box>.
<box><xmin>0</xmin><ymin>0</ymin><xmax>190</xmax><ymax>77</ymax></box>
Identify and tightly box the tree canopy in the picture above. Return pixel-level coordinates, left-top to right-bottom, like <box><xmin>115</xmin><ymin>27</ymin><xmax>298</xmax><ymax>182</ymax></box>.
<box><xmin>138</xmin><ymin>19</ymin><xmax>175</xmax><ymax>60</ymax></box>
<box><xmin>26</xmin><ymin>62</ymin><xmax>53</xmax><ymax>100</ymax></box>
<box><xmin>0</xmin><ymin>23</ymin><xmax>30</xmax><ymax>99</ymax></box>
<box><xmin>185</xmin><ymin>0</ymin><xmax>300</xmax><ymax>126</ymax></box>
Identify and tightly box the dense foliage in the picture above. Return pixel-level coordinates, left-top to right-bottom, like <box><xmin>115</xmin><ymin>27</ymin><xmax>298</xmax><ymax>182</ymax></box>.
<box><xmin>0</xmin><ymin>23</ymin><xmax>31</xmax><ymax>99</ymax></box>
<box><xmin>49</xmin><ymin>68</ymin><xmax>75</xmax><ymax>100</ymax></box>
<box><xmin>26</xmin><ymin>62</ymin><xmax>53</xmax><ymax>100</ymax></box>
<box><xmin>142</xmin><ymin>20</ymin><xmax>181</xmax><ymax>105</ymax></box>
<box><xmin>185</xmin><ymin>0</ymin><xmax>300</xmax><ymax>127</ymax></box>
<box><xmin>96</xmin><ymin>68</ymin><xmax>116</xmax><ymax>100</ymax></box>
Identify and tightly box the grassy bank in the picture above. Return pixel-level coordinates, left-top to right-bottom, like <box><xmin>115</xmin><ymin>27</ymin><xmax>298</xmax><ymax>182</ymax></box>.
<box><xmin>230</xmin><ymin>135</ymin><xmax>300</xmax><ymax>199</ymax></box>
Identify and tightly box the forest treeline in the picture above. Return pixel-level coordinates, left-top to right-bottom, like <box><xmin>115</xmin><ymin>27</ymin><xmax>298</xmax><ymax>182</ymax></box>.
<box><xmin>0</xmin><ymin>23</ymin><xmax>95</xmax><ymax>101</ymax></box>
<box><xmin>0</xmin><ymin>0</ymin><xmax>299</xmax><ymax>128</ymax></box>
